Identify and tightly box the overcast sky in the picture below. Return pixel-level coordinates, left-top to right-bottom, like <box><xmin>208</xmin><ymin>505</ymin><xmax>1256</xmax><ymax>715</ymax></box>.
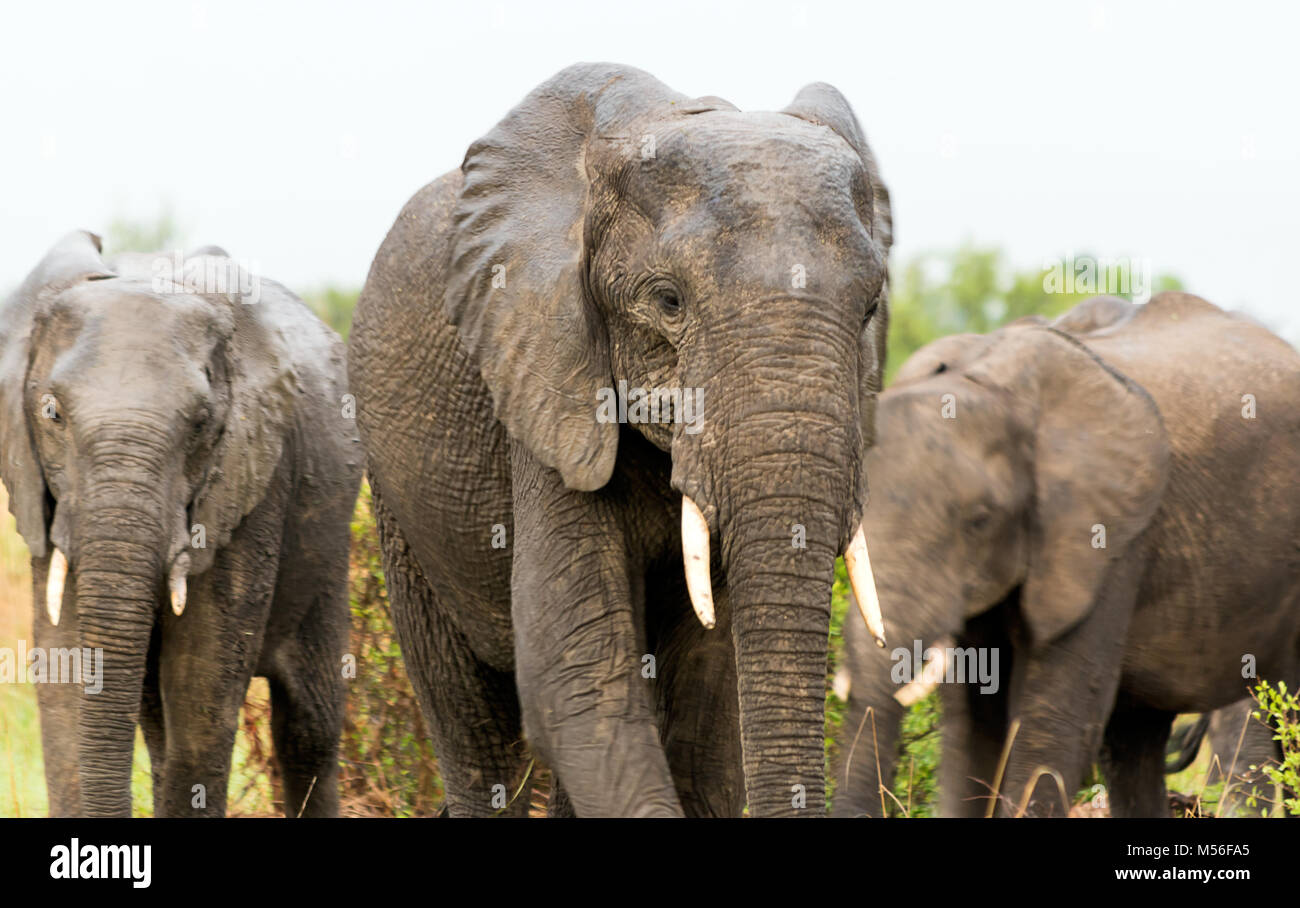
<box><xmin>3</xmin><ymin>0</ymin><xmax>1297</xmax><ymax>338</ymax></box>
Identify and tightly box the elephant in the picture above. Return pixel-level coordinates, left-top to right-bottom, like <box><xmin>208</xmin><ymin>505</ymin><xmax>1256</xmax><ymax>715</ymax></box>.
<box><xmin>1166</xmin><ymin>700</ymin><xmax>1288</xmax><ymax>817</ymax></box>
<box><xmin>0</xmin><ymin>232</ymin><xmax>361</xmax><ymax>817</ymax></box>
<box><xmin>348</xmin><ymin>63</ymin><xmax>894</xmax><ymax>817</ymax></box>
<box><xmin>831</xmin><ymin>292</ymin><xmax>1300</xmax><ymax>817</ymax></box>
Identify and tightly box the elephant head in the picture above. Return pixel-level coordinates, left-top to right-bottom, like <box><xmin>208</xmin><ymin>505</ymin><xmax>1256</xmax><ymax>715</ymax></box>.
<box><xmin>864</xmin><ymin>322</ymin><xmax>1168</xmax><ymax>686</ymax></box>
<box><xmin>443</xmin><ymin>64</ymin><xmax>893</xmax><ymax>814</ymax></box>
<box><xmin>0</xmin><ymin>231</ymin><xmax>298</xmax><ymax>815</ymax></box>
<box><xmin>835</xmin><ymin>298</ymin><xmax>1153</xmax><ymax>815</ymax></box>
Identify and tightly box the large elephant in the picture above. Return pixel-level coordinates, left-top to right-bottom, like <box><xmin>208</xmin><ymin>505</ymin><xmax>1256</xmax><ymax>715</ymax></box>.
<box><xmin>832</xmin><ymin>292</ymin><xmax>1300</xmax><ymax>817</ymax></box>
<box><xmin>0</xmin><ymin>232</ymin><xmax>361</xmax><ymax>817</ymax></box>
<box><xmin>349</xmin><ymin>63</ymin><xmax>894</xmax><ymax>816</ymax></box>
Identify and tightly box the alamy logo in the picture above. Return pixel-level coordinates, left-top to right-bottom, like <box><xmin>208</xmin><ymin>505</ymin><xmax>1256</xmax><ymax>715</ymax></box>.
<box><xmin>891</xmin><ymin>640</ymin><xmax>1000</xmax><ymax>695</ymax></box>
<box><xmin>596</xmin><ymin>381</ymin><xmax>704</xmax><ymax>434</ymax></box>
<box><xmin>0</xmin><ymin>641</ymin><xmax>102</xmax><ymax>694</ymax></box>
<box><xmin>50</xmin><ymin>839</ymin><xmax>151</xmax><ymax>888</ymax></box>
<box><xmin>1042</xmin><ymin>252</ymin><xmax>1151</xmax><ymax>303</ymax></box>
<box><xmin>151</xmin><ymin>250</ymin><xmax>260</xmax><ymax>303</ymax></box>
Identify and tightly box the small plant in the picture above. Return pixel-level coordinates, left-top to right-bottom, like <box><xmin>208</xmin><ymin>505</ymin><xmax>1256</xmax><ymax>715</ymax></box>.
<box><xmin>1249</xmin><ymin>679</ymin><xmax>1300</xmax><ymax>816</ymax></box>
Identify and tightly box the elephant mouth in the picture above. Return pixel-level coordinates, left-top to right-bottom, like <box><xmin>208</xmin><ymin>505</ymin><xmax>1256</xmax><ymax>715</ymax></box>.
<box><xmin>44</xmin><ymin>542</ymin><xmax>192</xmax><ymax>627</ymax></box>
<box><xmin>678</xmin><ymin>492</ymin><xmax>887</xmax><ymax>646</ymax></box>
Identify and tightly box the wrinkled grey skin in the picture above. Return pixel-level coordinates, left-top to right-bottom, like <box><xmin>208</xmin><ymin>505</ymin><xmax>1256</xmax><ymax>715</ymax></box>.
<box><xmin>349</xmin><ymin>64</ymin><xmax>893</xmax><ymax>816</ymax></box>
<box><xmin>0</xmin><ymin>232</ymin><xmax>361</xmax><ymax>817</ymax></box>
<box><xmin>833</xmin><ymin>293</ymin><xmax>1300</xmax><ymax>817</ymax></box>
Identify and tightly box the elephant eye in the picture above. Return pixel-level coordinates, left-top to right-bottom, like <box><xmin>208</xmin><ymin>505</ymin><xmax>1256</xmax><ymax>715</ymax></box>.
<box><xmin>863</xmin><ymin>298</ymin><xmax>880</xmax><ymax>326</ymax></box>
<box><xmin>966</xmin><ymin>506</ymin><xmax>992</xmax><ymax>532</ymax></box>
<box><xmin>40</xmin><ymin>394</ymin><xmax>62</xmax><ymax>426</ymax></box>
<box><xmin>656</xmin><ymin>289</ymin><xmax>682</xmax><ymax>314</ymax></box>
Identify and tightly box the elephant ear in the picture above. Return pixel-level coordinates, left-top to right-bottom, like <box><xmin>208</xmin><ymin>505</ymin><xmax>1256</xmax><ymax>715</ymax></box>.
<box><xmin>782</xmin><ymin>82</ymin><xmax>892</xmax><ymax>254</ymax></box>
<box><xmin>444</xmin><ymin>63</ymin><xmax>688</xmax><ymax>491</ymax></box>
<box><xmin>0</xmin><ymin>231</ymin><xmax>115</xmax><ymax>558</ymax></box>
<box><xmin>187</xmin><ymin>266</ymin><xmax>301</xmax><ymax>574</ymax></box>
<box><xmin>967</xmin><ymin>327</ymin><xmax>1169</xmax><ymax>643</ymax></box>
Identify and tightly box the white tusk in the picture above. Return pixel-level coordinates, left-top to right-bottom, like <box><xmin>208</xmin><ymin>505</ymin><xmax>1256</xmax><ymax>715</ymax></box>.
<box><xmin>681</xmin><ymin>496</ymin><xmax>715</xmax><ymax>629</ymax></box>
<box><xmin>169</xmin><ymin>556</ymin><xmax>189</xmax><ymax>617</ymax></box>
<box><xmin>844</xmin><ymin>523</ymin><xmax>886</xmax><ymax>648</ymax></box>
<box><xmin>893</xmin><ymin>674</ymin><xmax>932</xmax><ymax>708</ymax></box>
<box><xmin>170</xmin><ymin>575</ymin><xmax>187</xmax><ymax>617</ymax></box>
<box><xmin>894</xmin><ymin>637</ymin><xmax>955</xmax><ymax>706</ymax></box>
<box><xmin>46</xmin><ymin>547</ymin><xmax>68</xmax><ymax>626</ymax></box>
<box><xmin>832</xmin><ymin>666</ymin><xmax>852</xmax><ymax>702</ymax></box>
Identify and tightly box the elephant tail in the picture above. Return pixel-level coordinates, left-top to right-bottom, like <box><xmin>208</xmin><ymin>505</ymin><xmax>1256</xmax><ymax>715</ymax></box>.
<box><xmin>1164</xmin><ymin>715</ymin><xmax>1211</xmax><ymax>773</ymax></box>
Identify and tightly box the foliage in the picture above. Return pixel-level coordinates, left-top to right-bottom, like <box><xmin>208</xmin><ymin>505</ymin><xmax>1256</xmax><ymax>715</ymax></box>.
<box><xmin>824</xmin><ymin>559</ymin><xmax>849</xmax><ymax>808</ymax></box>
<box><xmin>885</xmin><ymin>245</ymin><xmax>1183</xmax><ymax>385</ymax></box>
<box><xmin>1249</xmin><ymin>680</ymin><xmax>1300</xmax><ymax>816</ymax></box>
<box><xmin>337</xmin><ymin>482</ymin><xmax>443</xmax><ymax>815</ymax></box>
<box><xmin>302</xmin><ymin>285</ymin><xmax>361</xmax><ymax>339</ymax></box>
<box><xmin>891</xmin><ymin>693</ymin><xmax>940</xmax><ymax>817</ymax></box>
<box><xmin>102</xmin><ymin>206</ymin><xmax>184</xmax><ymax>256</ymax></box>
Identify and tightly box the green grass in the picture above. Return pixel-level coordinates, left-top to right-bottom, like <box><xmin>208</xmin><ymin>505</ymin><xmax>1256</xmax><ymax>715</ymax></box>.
<box><xmin>0</xmin><ymin>680</ymin><xmax>46</xmax><ymax>816</ymax></box>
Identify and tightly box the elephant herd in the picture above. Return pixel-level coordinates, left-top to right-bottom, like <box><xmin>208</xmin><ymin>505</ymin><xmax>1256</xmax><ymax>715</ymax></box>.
<box><xmin>2</xmin><ymin>63</ymin><xmax>1297</xmax><ymax>818</ymax></box>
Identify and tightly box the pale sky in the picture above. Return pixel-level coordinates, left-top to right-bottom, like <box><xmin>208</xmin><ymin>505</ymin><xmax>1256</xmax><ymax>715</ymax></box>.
<box><xmin>3</xmin><ymin>0</ymin><xmax>1297</xmax><ymax>339</ymax></box>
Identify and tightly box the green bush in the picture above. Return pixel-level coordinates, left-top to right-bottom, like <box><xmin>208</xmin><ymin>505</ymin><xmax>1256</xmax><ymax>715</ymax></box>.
<box><xmin>1250</xmin><ymin>680</ymin><xmax>1300</xmax><ymax>816</ymax></box>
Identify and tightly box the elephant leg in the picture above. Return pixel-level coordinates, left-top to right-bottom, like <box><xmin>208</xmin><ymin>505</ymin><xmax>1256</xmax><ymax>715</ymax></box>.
<box><xmin>509</xmin><ymin>447</ymin><xmax>682</xmax><ymax>817</ymax></box>
<box><xmin>156</xmin><ymin>508</ymin><xmax>284</xmax><ymax>816</ymax></box>
<box><xmin>939</xmin><ymin>613</ymin><xmax>1012</xmax><ymax>817</ymax></box>
<box><xmin>1101</xmin><ymin>701</ymin><xmax>1174</xmax><ymax>817</ymax></box>
<box><xmin>835</xmin><ymin>695</ymin><xmax>902</xmax><ymax>817</ymax></box>
<box><xmin>263</xmin><ymin>483</ymin><xmax>351</xmax><ymax>818</ymax></box>
<box><xmin>157</xmin><ymin>587</ymin><xmax>259</xmax><ymax>817</ymax></box>
<box><xmin>263</xmin><ymin>592</ymin><xmax>345</xmax><ymax>817</ymax></box>
<box><xmin>998</xmin><ymin>639</ymin><xmax>1125</xmax><ymax>816</ymax></box>
<box><xmin>994</xmin><ymin>570</ymin><xmax>1139</xmax><ymax>817</ymax></box>
<box><xmin>831</xmin><ymin>610</ymin><xmax>904</xmax><ymax>818</ymax></box>
<box><xmin>139</xmin><ymin>628</ymin><xmax>166</xmax><ymax>815</ymax></box>
<box><xmin>653</xmin><ymin>576</ymin><xmax>744</xmax><ymax>817</ymax></box>
<box><xmin>372</xmin><ymin>485</ymin><xmax>530</xmax><ymax>817</ymax></box>
<box><xmin>939</xmin><ymin>674</ymin><xmax>1010</xmax><ymax>817</ymax></box>
<box><xmin>267</xmin><ymin>663</ymin><xmax>342</xmax><ymax>818</ymax></box>
<box><xmin>1209</xmin><ymin>698</ymin><xmax>1283</xmax><ymax>817</ymax></box>
<box><xmin>30</xmin><ymin>553</ymin><xmax>82</xmax><ymax>816</ymax></box>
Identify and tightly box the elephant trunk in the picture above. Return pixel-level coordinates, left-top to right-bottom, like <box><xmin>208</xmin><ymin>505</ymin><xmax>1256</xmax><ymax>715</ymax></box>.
<box><xmin>676</xmin><ymin>316</ymin><xmax>866</xmax><ymax>816</ymax></box>
<box><xmin>726</xmin><ymin>518</ymin><xmax>839</xmax><ymax>816</ymax></box>
<box><xmin>71</xmin><ymin>429</ymin><xmax>172</xmax><ymax>816</ymax></box>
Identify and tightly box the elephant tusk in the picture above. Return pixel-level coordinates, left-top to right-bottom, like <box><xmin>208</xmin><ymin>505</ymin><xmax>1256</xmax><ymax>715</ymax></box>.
<box><xmin>169</xmin><ymin>556</ymin><xmax>189</xmax><ymax>617</ymax></box>
<box><xmin>832</xmin><ymin>665</ymin><xmax>852</xmax><ymax>701</ymax></box>
<box><xmin>844</xmin><ymin>523</ymin><xmax>886</xmax><ymax>648</ymax></box>
<box><xmin>46</xmin><ymin>547</ymin><xmax>68</xmax><ymax>627</ymax></box>
<box><xmin>170</xmin><ymin>575</ymin><xmax>187</xmax><ymax>617</ymax></box>
<box><xmin>894</xmin><ymin>637</ymin><xmax>955</xmax><ymax>706</ymax></box>
<box><xmin>681</xmin><ymin>496</ymin><xmax>715</xmax><ymax>629</ymax></box>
